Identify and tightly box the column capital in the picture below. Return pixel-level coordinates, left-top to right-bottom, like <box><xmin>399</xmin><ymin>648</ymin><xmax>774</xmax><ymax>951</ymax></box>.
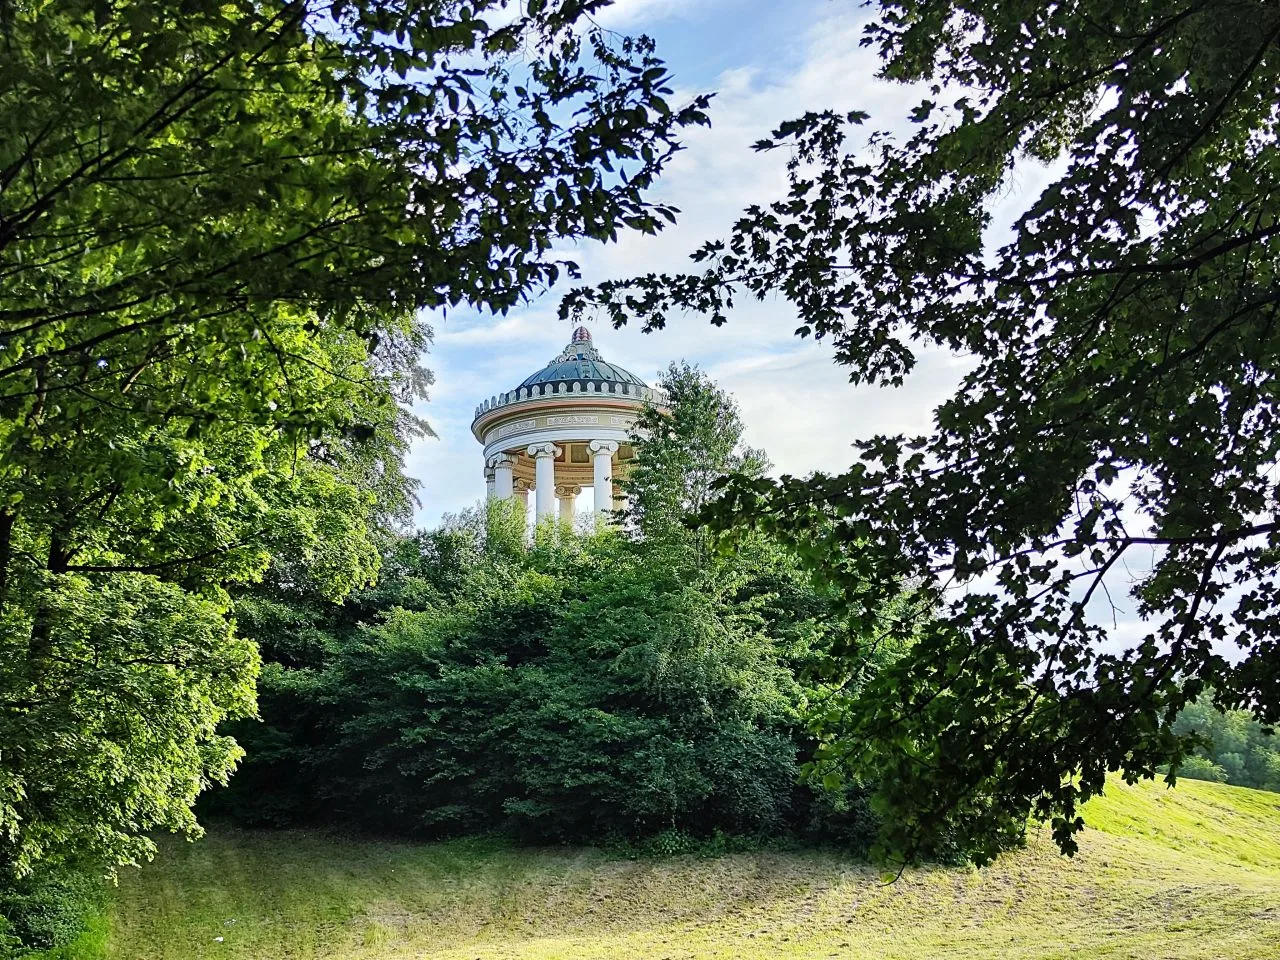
<box><xmin>555</xmin><ymin>484</ymin><xmax>582</xmax><ymax>498</ymax></box>
<box><xmin>491</xmin><ymin>452</ymin><xmax>515</xmax><ymax>501</ymax></box>
<box><xmin>514</xmin><ymin>478</ymin><xmax>534</xmax><ymax>492</ymax></box>
<box><xmin>527</xmin><ymin>442</ymin><xmax>561</xmax><ymax>459</ymax></box>
<box><xmin>588</xmin><ymin>439</ymin><xmax>620</xmax><ymax>457</ymax></box>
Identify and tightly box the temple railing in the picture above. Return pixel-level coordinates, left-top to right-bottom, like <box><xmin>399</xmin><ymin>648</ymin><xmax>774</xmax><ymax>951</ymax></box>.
<box><xmin>473</xmin><ymin>381</ymin><xmax>669</xmax><ymax>422</ymax></box>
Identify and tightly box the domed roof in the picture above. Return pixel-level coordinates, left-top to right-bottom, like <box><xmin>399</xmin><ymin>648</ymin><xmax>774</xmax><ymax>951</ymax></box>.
<box><xmin>517</xmin><ymin>326</ymin><xmax>648</xmax><ymax>390</ymax></box>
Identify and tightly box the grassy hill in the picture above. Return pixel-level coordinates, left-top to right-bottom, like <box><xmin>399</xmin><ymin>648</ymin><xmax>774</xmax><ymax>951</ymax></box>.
<box><xmin>64</xmin><ymin>778</ymin><xmax>1280</xmax><ymax>960</ymax></box>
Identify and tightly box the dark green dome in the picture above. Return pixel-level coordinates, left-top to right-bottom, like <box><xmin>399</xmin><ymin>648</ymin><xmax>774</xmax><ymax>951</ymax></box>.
<box><xmin>518</xmin><ymin>327</ymin><xmax>648</xmax><ymax>389</ymax></box>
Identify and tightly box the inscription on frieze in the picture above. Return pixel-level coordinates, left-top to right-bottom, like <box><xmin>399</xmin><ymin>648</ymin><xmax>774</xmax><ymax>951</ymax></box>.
<box><xmin>495</xmin><ymin>418</ymin><xmax>538</xmax><ymax>439</ymax></box>
<box><xmin>546</xmin><ymin>415</ymin><xmax>600</xmax><ymax>426</ymax></box>
<box><xmin>490</xmin><ymin>413</ymin><xmax>633</xmax><ymax>443</ymax></box>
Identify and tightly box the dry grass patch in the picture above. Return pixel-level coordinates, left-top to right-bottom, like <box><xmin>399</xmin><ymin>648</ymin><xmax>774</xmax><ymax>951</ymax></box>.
<box><xmin>95</xmin><ymin>779</ymin><xmax>1280</xmax><ymax>960</ymax></box>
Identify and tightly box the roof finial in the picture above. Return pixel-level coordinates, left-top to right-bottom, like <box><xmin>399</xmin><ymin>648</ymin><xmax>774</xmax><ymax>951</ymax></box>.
<box><xmin>571</xmin><ymin>325</ymin><xmax>592</xmax><ymax>343</ymax></box>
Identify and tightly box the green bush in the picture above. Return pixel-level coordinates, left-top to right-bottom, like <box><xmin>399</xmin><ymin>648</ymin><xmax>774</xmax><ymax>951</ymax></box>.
<box><xmin>1177</xmin><ymin>755</ymin><xmax>1228</xmax><ymax>783</ymax></box>
<box><xmin>0</xmin><ymin>865</ymin><xmax>103</xmax><ymax>957</ymax></box>
<box><xmin>799</xmin><ymin>780</ymin><xmax>882</xmax><ymax>856</ymax></box>
<box><xmin>0</xmin><ymin>921</ymin><xmax>23</xmax><ymax>959</ymax></box>
<box><xmin>210</xmin><ymin>514</ymin><xmax>886</xmax><ymax>850</ymax></box>
<box><xmin>208</xmin><ymin>366</ymin><xmax>899</xmax><ymax>854</ymax></box>
<box><xmin>313</xmin><ymin>531</ymin><xmax>809</xmax><ymax>842</ymax></box>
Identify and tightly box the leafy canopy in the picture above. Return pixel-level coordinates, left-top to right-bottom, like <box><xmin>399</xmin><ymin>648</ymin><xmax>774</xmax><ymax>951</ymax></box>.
<box><xmin>213</xmin><ymin>368</ymin><xmax>887</xmax><ymax>851</ymax></box>
<box><xmin>0</xmin><ymin>0</ymin><xmax>708</xmax><ymax>877</ymax></box>
<box><xmin>622</xmin><ymin>361</ymin><xmax>768</xmax><ymax>541</ymax></box>
<box><xmin>566</xmin><ymin>0</ymin><xmax>1280</xmax><ymax>863</ymax></box>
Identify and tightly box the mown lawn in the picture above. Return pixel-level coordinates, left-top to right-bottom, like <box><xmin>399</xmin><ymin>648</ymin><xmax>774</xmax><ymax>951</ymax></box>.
<box><xmin>78</xmin><ymin>778</ymin><xmax>1280</xmax><ymax>959</ymax></box>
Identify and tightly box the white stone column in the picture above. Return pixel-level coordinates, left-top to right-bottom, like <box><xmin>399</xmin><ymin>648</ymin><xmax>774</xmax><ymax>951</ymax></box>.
<box><xmin>485</xmin><ymin>469</ymin><xmax>496</xmax><ymax>500</ymax></box>
<box><xmin>527</xmin><ymin>443</ymin><xmax>561</xmax><ymax>521</ymax></box>
<box><xmin>490</xmin><ymin>453</ymin><xmax>516</xmax><ymax>500</ymax></box>
<box><xmin>589</xmin><ymin>440</ymin><xmax>619</xmax><ymax>518</ymax></box>
<box><xmin>514</xmin><ymin>479</ymin><xmax>532</xmax><ymax>516</ymax></box>
<box><xmin>556</xmin><ymin>484</ymin><xmax>582</xmax><ymax>525</ymax></box>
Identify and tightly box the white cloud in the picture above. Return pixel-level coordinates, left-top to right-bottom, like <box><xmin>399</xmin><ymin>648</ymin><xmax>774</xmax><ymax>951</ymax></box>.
<box><xmin>399</xmin><ymin>1</ymin><xmax>1211</xmax><ymax>663</ymax></box>
<box><xmin>712</xmin><ymin>342</ymin><xmax>974</xmax><ymax>479</ymax></box>
<box><xmin>592</xmin><ymin>0</ymin><xmax>733</xmax><ymax>29</ymax></box>
<box><xmin>408</xmin><ymin>3</ymin><xmax>1022</xmax><ymax>530</ymax></box>
<box><xmin>409</xmin><ymin>4</ymin><xmax>949</xmax><ymax>525</ymax></box>
<box><xmin>432</xmin><ymin>311</ymin><xmax>544</xmax><ymax>348</ymax></box>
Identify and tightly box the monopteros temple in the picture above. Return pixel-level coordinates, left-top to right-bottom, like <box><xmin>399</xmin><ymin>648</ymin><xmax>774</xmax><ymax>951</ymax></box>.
<box><xmin>471</xmin><ymin>326</ymin><xmax>666</xmax><ymax>522</ymax></box>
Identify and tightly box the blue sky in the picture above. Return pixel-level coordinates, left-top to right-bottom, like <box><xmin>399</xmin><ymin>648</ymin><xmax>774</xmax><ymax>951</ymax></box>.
<box><xmin>407</xmin><ymin>0</ymin><xmax>991</xmax><ymax>527</ymax></box>
<box><xmin>402</xmin><ymin>0</ymin><xmax>1179</xmax><ymax>654</ymax></box>
<box><xmin>399</xmin><ymin>0</ymin><xmax>1239</xmax><ymax>665</ymax></box>
<box><xmin>405</xmin><ymin>1</ymin><xmax>1067</xmax><ymax>529</ymax></box>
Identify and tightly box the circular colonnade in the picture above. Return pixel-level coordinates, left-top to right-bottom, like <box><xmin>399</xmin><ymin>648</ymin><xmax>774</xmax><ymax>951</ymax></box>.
<box><xmin>471</xmin><ymin>327</ymin><xmax>667</xmax><ymax>522</ymax></box>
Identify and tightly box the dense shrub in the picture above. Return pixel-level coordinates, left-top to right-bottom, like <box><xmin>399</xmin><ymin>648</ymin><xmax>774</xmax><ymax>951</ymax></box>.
<box><xmin>212</xmin><ymin>514</ymin><xmax>867</xmax><ymax>845</ymax></box>
<box><xmin>0</xmin><ymin>865</ymin><xmax>102</xmax><ymax>958</ymax></box>
<box><xmin>209</xmin><ymin>365</ymin><xmax>896</xmax><ymax>849</ymax></box>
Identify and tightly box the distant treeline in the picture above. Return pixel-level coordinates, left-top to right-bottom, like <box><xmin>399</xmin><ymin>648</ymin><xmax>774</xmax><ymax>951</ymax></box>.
<box><xmin>1173</xmin><ymin>699</ymin><xmax>1280</xmax><ymax>792</ymax></box>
